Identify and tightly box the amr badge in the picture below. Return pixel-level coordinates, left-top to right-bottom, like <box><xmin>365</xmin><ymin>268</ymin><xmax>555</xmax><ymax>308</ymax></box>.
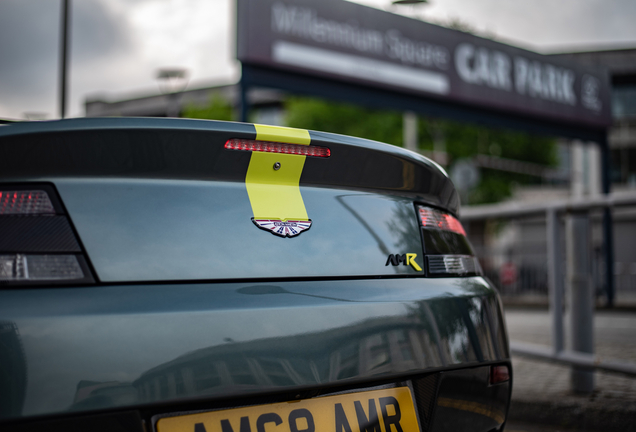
<box><xmin>252</xmin><ymin>219</ymin><xmax>312</xmax><ymax>238</ymax></box>
<box><xmin>386</xmin><ymin>253</ymin><xmax>423</xmax><ymax>271</ymax></box>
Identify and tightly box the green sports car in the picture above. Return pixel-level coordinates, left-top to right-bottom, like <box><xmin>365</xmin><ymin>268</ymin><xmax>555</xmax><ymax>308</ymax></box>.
<box><xmin>0</xmin><ymin>118</ymin><xmax>510</xmax><ymax>432</ymax></box>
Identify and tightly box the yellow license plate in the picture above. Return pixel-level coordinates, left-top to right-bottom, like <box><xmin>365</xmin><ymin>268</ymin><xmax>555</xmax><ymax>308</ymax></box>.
<box><xmin>156</xmin><ymin>387</ymin><xmax>420</xmax><ymax>432</ymax></box>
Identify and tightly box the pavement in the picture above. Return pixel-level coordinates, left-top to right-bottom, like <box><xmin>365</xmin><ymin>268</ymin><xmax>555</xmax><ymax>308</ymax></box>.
<box><xmin>503</xmin><ymin>308</ymin><xmax>636</xmax><ymax>432</ymax></box>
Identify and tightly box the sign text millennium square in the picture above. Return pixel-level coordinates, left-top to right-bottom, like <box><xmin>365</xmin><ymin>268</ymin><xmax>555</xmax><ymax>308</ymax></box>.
<box><xmin>237</xmin><ymin>0</ymin><xmax>611</xmax><ymax>128</ymax></box>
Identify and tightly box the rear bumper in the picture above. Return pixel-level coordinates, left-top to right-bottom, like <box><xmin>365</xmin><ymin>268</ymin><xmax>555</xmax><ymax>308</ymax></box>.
<box><xmin>0</xmin><ymin>276</ymin><xmax>510</xmax><ymax>428</ymax></box>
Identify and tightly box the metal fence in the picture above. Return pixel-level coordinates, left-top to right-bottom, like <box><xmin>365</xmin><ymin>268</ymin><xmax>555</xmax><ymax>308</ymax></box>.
<box><xmin>459</xmin><ymin>191</ymin><xmax>636</xmax><ymax>388</ymax></box>
<box><xmin>462</xmin><ymin>193</ymin><xmax>636</xmax><ymax>304</ymax></box>
<box><xmin>473</xmin><ymin>242</ymin><xmax>550</xmax><ymax>297</ymax></box>
<box><xmin>470</xmin><ymin>228</ymin><xmax>612</xmax><ymax>299</ymax></box>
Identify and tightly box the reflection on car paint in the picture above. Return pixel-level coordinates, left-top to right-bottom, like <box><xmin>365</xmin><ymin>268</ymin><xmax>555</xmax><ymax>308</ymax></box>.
<box><xmin>0</xmin><ymin>321</ymin><xmax>27</xmax><ymax>418</ymax></box>
<box><xmin>76</xmin><ymin>292</ymin><xmax>503</xmax><ymax>410</ymax></box>
<box><xmin>0</xmin><ymin>278</ymin><xmax>507</xmax><ymax>418</ymax></box>
<box><xmin>430</xmin><ymin>366</ymin><xmax>510</xmax><ymax>432</ymax></box>
<box><xmin>54</xmin><ymin>182</ymin><xmax>426</xmax><ymax>281</ymax></box>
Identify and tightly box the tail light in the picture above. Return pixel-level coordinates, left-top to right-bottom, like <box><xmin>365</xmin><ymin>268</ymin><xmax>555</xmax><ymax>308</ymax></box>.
<box><xmin>419</xmin><ymin>206</ymin><xmax>466</xmax><ymax>236</ymax></box>
<box><xmin>490</xmin><ymin>365</ymin><xmax>510</xmax><ymax>385</ymax></box>
<box><xmin>225</xmin><ymin>139</ymin><xmax>331</xmax><ymax>158</ymax></box>
<box><xmin>427</xmin><ymin>255</ymin><xmax>480</xmax><ymax>275</ymax></box>
<box><xmin>1</xmin><ymin>254</ymin><xmax>84</xmax><ymax>281</ymax></box>
<box><xmin>0</xmin><ymin>184</ymin><xmax>94</xmax><ymax>286</ymax></box>
<box><xmin>0</xmin><ymin>190</ymin><xmax>55</xmax><ymax>215</ymax></box>
<box><xmin>417</xmin><ymin>205</ymin><xmax>482</xmax><ymax>277</ymax></box>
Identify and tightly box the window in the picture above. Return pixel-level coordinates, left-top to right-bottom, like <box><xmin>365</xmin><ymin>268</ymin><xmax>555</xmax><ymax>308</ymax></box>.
<box><xmin>612</xmin><ymin>84</ymin><xmax>636</xmax><ymax>119</ymax></box>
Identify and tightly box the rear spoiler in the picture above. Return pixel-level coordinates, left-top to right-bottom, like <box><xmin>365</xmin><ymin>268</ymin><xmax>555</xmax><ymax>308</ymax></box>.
<box><xmin>0</xmin><ymin>117</ymin><xmax>459</xmax><ymax>214</ymax></box>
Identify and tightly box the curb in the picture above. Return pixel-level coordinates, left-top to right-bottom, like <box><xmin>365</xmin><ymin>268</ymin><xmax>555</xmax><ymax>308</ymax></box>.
<box><xmin>508</xmin><ymin>398</ymin><xmax>636</xmax><ymax>432</ymax></box>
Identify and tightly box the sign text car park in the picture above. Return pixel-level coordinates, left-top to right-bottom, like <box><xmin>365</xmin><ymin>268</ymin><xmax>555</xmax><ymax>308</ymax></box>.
<box><xmin>237</xmin><ymin>0</ymin><xmax>611</xmax><ymax>128</ymax></box>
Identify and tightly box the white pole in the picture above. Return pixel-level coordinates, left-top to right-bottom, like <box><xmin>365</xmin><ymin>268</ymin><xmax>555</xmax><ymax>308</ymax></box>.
<box><xmin>566</xmin><ymin>211</ymin><xmax>595</xmax><ymax>393</ymax></box>
<box><xmin>547</xmin><ymin>209</ymin><xmax>564</xmax><ymax>353</ymax></box>
<box><xmin>403</xmin><ymin>111</ymin><xmax>418</xmax><ymax>152</ymax></box>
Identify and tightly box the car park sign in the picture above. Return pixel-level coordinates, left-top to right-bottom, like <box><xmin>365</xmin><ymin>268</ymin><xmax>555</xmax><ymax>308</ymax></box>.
<box><xmin>237</xmin><ymin>0</ymin><xmax>612</xmax><ymax>129</ymax></box>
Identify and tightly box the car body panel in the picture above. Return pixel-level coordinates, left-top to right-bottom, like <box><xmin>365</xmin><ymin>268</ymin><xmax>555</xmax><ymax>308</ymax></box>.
<box><xmin>54</xmin><ymin>179</ymin><xmax>424</xmax><ymax>281</ymax></box>
<box><xmin>0</xmin><ymin>277</ymin><xmax>507</xmax><ymax>419</ymax></box>
<box><xmin>0</xmin><ymin>118</ymin><xmax>509</xmax><ymax>429</ymax></box>
<box><xmin>430</xmin><ymin>366</ymin><xmax>511</xmax><ymax>432</ymax></box>
<box><xmin>0</xmin><ymin>118</ymin><xmax>458</xmax><ymax>214</ymax></box>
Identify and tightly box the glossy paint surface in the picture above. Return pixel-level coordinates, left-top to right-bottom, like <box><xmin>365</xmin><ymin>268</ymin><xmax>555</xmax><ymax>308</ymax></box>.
<box><xmin>0</xmin><ymin>277</ymin><xmax>508</xmax><ymax>420</ymax></box>
<box><xmin>431</xmin><ymin>366</ymin><xmax>511</xmax><ymax>432</ymax></box>
<box><xmin>55</xmin><ymin>179</ymin><xmax>424</xmax><ymax>281</ymax></box>
<box><xmin>0</xmin><ymin>118</ymin><xmax>458</xmax><ymax>214</ymax></box>
<box><xmin>0</xmin><ymin>118</ymin><xmax>506</xmax><ymax>427</ymax></box>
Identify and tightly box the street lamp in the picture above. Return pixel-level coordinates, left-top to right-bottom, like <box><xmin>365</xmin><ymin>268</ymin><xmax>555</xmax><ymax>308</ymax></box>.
<box><xmin>390</xmin><ymin>0</ymin><xmax>429</xmax><ymax>19</ymax></box>
<box><xmin>59</xmin><ymin>0</ymin><xmax>71</xmax><ymax>119</ymax></box>
<box><xmin>156</xmin><ymin>68</ymin><xmax>189</xmax><ymax>117</ymax></box>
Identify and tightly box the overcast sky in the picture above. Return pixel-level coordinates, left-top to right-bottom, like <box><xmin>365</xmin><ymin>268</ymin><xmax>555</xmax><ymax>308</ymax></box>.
<box><xmin>0</xmin><ymin>0</ymin><xmax>635</xmax><ymax>120</ymax></box>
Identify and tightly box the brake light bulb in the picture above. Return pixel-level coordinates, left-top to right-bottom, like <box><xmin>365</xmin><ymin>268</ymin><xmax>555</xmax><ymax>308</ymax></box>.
<box><xmin>225</xmin><ymin>139</ymin><xmax>330</xmax><ymax>158</ymax></box>
<box><xmin>490</xmin><ymin>365</ymin><xmax>510</xmax><ymax>385</ymax></box>
<box><xmin>418</xmin><ymin>206</ymin><xmax>466</xmax><ymax>235</ymax></box>
<box><xmin>0</xmin><ymin>190</ymin><xmax>55</xmax><ymax>215</ymax></box>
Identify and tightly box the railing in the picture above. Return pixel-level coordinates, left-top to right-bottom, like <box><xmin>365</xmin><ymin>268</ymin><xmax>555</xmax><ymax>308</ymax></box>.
<box><xmin>460</xmin><ymin>191</ymin><xmax>636</xmax><ymax>389</ymax></box>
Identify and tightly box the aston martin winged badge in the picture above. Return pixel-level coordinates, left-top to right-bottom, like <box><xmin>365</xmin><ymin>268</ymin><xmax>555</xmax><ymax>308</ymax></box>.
<box><xmin>252</xmin><ymin>219</ymin><xmax>312</xmax><ymax>238</ymax></box>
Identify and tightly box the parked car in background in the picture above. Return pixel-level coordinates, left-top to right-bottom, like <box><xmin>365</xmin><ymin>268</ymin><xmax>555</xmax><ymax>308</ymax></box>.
<box><xmin>0</xmin><ymin>118</ymin><xmax>510</xmax><ymax>432</ymax></box>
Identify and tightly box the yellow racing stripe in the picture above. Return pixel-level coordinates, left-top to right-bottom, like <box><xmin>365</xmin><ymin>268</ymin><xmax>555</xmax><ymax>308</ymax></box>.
<box><xmin>245</xmin><ymin>125</ymin><xmax>311</xmax><ymax>221</ymax></box>
<box><xmin>253</xmin><ymin>124</ymin><xmax>310</xmax><ymax>145</ymax></box>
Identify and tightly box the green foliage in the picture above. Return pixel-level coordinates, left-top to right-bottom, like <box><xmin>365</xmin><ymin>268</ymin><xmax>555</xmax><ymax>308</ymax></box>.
<box><xmin>181</xmin><ymin>94</ymin><xmax>234</xmax><ymax>121</ymax></box>
<box><xmin>284</xmin><ymin>96</ymin><xmax>557</xmax><ymax>205</ymax></box>
<box><xmin>419</xmin><ymin>120</ymin><xmax>557</xmax><ymax>203</ymax></box>
<box><xmin>285</xmin><ymin>97</ymin><xmax>403</xmax><ymax>146</ymax></box>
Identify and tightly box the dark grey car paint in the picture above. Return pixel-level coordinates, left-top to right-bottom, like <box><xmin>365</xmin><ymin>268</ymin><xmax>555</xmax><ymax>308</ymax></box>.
<box><xmin>0</xmin><ymin>118</ymin><xmax>459</xmax><ymax>214</ymax></box>
<box><xmin>0</xmin><ymin>277</ymin><xmax>507</xmax><ymax>419</ymax></box>
<box><xmin>0</xmin><ymin>119</ymin><xmax>508</xmax><ymax>425</ymax></box>
<box><xmin>54</xmin><ymin>179</ymin><xmax>424</xmax><ymax>281</ymax></box>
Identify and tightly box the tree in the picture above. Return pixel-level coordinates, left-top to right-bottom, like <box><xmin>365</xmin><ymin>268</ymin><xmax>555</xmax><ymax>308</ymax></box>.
<box><xmin>284</xmin><ymin>96</ymin><xmax>557</xmax><ymax>205</ymax></box>
<box><xmin>418</xmin><ymin>119</ymin><xmax>557</xmax><ymax>203</ymax></box>
<box><xmin>181</xmin><ymin>94</ymin><xmax>234</xmax><ymax>121</ymax></box>
<box><xmin>285</xmin><ymin>97</ymin><xmax>403</xmax><ymax>146</ymax></box>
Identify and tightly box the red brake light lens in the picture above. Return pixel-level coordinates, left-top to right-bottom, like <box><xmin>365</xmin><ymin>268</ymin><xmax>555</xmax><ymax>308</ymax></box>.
<box><xmin>418</xmin><ymin>207</ymin><xmax>466</xmax><ymax>236</ymax></box>
<box><xmin>490</xmin><ymin>365</ymin><xmax>510</xmax><ymax>385</ymax></box>
<box><xmin>0</xmin><ymin>185</ymin><xmax>95</xmax><ymax>285</ymax></box>
<box><xmin>225</xmin><ymin>139</ymin><xmax>330</xmax><ymax>158</ymax></box>
<box><xmin>417</xmin><ymin>205</ymin><xmax>481</xmax><ymax>277</ymax></box>
<box><xmin>0</xmin><ymin>190</ymin><xmax>55</xmax><ymax>215</ymax></box>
